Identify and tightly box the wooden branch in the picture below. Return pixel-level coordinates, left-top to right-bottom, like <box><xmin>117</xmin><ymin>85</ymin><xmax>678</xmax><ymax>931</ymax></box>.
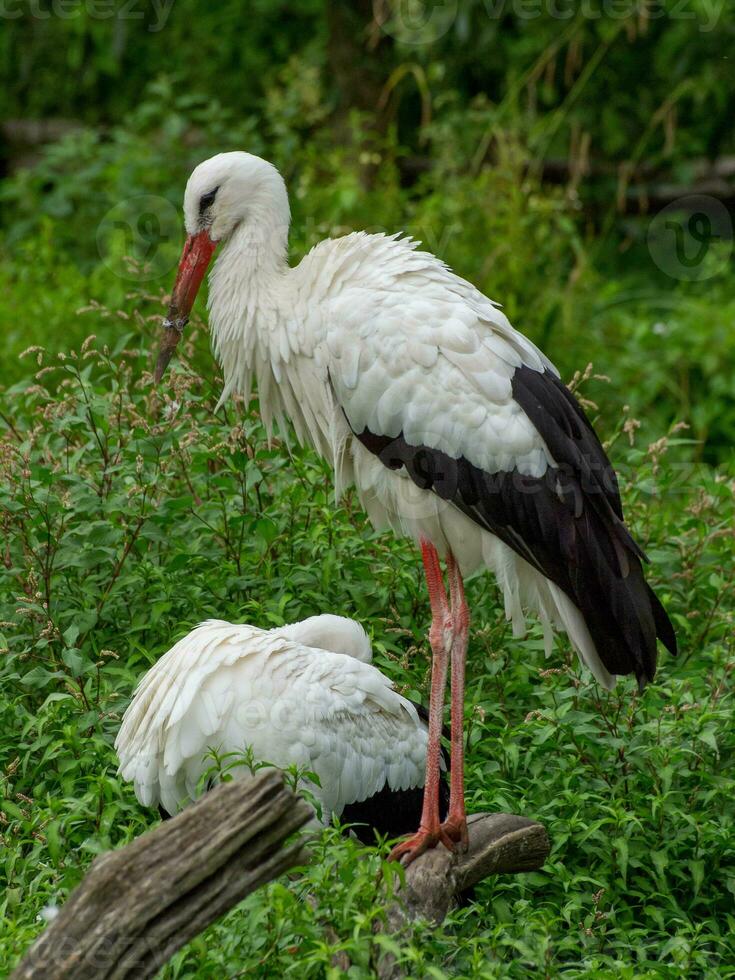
<box><xmin>398</xmin><ymin>153</ymin><xmax>735</xmax><ymax>209</ymax></box>
<box><xmin>1</xmin><ymin>119</ymin><xmax>83</xmax><ymax>146</ymax></box>
<box><xmin>374</xmin><ymin>812</ymin><xmax>550</xmax><ymax>980</ymax></box>
<box><xmin>456</xmin><ymin>812</ymin><xmax>551</xmax><ymax>892</ymax></box>
<box><xmin>11</xmin><ymin>771</ymin><xmax>312</xmax><ymax>980</ymax></box>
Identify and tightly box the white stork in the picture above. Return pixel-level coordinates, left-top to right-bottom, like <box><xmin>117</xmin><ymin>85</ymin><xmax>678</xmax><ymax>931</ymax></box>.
<box><xmin>154</xmin><ymin>152</ymin><xmax>677</xmax><ymax>863</ymax></box>
<box><xmin>115</xmin><ymin>614</ymin><xmax>447</xmax><ymax>841</ymax></box>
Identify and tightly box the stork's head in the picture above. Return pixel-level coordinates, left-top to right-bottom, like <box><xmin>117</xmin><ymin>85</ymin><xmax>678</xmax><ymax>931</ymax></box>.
<box><xmin>155</xmin><ymin>151</ymin><xmax>290</xmax><ymax>382</ymax></box>
<box><xmin>274</xmin><ymin>615</ymin><xmax>373</xmax><ymax>664</ymax></box>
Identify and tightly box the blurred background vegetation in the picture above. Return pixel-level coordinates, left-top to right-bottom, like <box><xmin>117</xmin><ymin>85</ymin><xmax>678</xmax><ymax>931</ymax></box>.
<box><xmin>0</xmin><ymin>2</ymin><xmax>734</xmax><ymax>976</ymax></box>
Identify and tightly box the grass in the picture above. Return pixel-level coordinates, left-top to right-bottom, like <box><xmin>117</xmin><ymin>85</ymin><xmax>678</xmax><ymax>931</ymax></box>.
<box><xmin>0</xmin><ymin>283</ymin><xmax>733</xmax><ymax>977</ymax></box>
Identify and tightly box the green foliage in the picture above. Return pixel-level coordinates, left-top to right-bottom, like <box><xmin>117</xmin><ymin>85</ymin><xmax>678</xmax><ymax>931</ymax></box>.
<box><xmin>2</xmin><ymin>1</ymin><xmax>732</xmax><ymax>166</ymax></box>
<box><xmin>0</xmin><ymin>303</ymin><xmax>733</xmax><ymax>976</ymax></box>
<box><xmin>0</xmin><ymin>1</ymin><xmax>324</xmax><ymax>124</ymax></box>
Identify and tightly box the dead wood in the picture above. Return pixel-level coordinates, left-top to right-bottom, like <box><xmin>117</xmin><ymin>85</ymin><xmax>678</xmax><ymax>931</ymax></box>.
<box><xmin>10</xmin><ymin>771</ymin><xmax>312</xmax><ymax>980</ymax></box>
<box><xmin>373</xmin><ymin>812</ymin><xmax>550</xmax><ymax>980</ymax></box>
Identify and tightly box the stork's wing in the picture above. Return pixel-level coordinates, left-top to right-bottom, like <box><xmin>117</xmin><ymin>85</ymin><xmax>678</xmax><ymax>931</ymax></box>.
<box><xmin>324</xmin><ymin>269</ymin><xmax>675</xmax><ymax>685</ymax></box>
<box><xmin>282</xmin><ymin>652</ymin><xmax>429</xmax><ymax>814</ymax></box>
<box><xmin>115</xmin><ymin>621</ymin><xmax>428</xmax><ymax>817</ymax></box>
<box><xmin>115</xmin><ymin>620</ymin><xmax>268</xmax><ymax>812</ymax></box>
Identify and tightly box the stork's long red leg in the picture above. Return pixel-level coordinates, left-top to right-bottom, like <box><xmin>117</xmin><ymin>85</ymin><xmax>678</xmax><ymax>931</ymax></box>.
<box><xmin>443</xmin><ymin>552</ymin><xmax>470</xmax><ymax>850</ymax></box>
<box><xmin>389</xmin><ymin>539</ymin><xmax>454</xmax><ymax>864</ymax></box>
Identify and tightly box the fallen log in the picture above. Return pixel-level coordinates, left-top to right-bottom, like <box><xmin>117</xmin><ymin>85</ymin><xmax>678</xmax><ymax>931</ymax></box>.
<box><xmin>10</xmin><ymin>770</ymin><xmax>312</xmax><ymax>980</ymax></box>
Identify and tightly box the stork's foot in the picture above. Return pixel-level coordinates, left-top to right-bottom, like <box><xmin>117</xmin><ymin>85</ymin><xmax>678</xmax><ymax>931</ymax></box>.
<box><xmin>388</xmin><ymin>825</ymin><xmax>458</xmax><ymax>866</ymax></box>
<box><xmin>440</xmin><ymin>815</ymin><xmax>469</xmax><ymax>853</ymax></box>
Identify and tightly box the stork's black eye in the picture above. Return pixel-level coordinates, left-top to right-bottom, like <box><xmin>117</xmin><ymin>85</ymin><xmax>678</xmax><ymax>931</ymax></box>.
<box><xmin>199</xmin><ymin>187</ymin><xmax>219</xmax><ymax>213</ymax></box>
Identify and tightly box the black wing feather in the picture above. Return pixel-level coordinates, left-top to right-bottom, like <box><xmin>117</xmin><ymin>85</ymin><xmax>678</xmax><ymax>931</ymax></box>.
<box><xmin>349</xmin><ymin>366</ymin><xmax>676</xmax><ymax>685</ymax></box>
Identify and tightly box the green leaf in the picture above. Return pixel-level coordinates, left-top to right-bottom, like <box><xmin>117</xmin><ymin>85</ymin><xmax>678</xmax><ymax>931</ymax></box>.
<box><xmin>651</xmin><ymin>850</ymin><xmax>669</xmax><ymax>882</ymax></box>
<box><xmin>61</xmin><ymin>647</ymin><xmax>85</xmax><ymax>675</ymax></box>
<box><xmin>46</xmin><ymin>820</ymin><xmax>63</xmax><ymax>864</ymax></box>
<box><xmin>614</xmin><ymin>838</ymin><xmax>628</xmax><ymax>884</ymax></box>
<box><xmin>62</xmin><ymin>625</ymin><xmax>80</xmax><ymax>647</ymax></box>
<box><xmin>699</xmin><ymin>728</ymin><xmax>718</xmax><ymax>754</ymax></box>
<box><xmin>688</xmin><ymin>859</ymin><xmax>705</xmax><ymax>896</ymax></box>
<box><xmin>19</xmin><ymin>667</ymin><xmax>67</xmax><ymax>690</ymax></box>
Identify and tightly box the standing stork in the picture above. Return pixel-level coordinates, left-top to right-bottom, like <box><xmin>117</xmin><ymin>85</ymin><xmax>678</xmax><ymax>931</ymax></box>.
<box><xmin>155</xmin><ymin>152</ymin><xmax>677</xmax><ymax>863</ymax></box>
<box><xmin>115</xmin><ymin>614</ymin><xmax>447</xmax><ymax>843</ymax></box>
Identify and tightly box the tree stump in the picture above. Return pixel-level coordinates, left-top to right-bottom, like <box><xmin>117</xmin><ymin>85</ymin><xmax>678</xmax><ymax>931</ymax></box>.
<box><xmin>374</xmin><ymin>812</ymin><xmax>550</xmax><ymax>979</ymax></box>
<box><xmin>10</xmin><ymin>770</ymin><xmax>312</xmax><ymax>980</ymax></box>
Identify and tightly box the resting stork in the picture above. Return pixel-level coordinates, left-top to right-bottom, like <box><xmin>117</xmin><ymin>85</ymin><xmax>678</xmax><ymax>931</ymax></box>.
<box><xmin>115</xmin><ymin>614</ymin><xmax>447</xmax><ymax>842</ymax></box>
<box><xmin>155</xmin><ymin>152</ymin><xmax>677</xmax><ymax>863</ymax></box>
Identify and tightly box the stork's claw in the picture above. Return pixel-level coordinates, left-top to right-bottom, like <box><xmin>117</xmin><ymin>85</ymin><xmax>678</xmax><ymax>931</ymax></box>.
<box><xmin>388</xmin><ymin>823</ymin><xmax>460</xmax><ymax>866</ymax></box>
<box><xmin>388</xmin><ymin>829</ymin><xmax>446</xmax><ymax>866</ymax></box>
<box><xmin>440</xmin><ymin>815</ymin><xmax>469</xmax><ymax>853</ymax></box>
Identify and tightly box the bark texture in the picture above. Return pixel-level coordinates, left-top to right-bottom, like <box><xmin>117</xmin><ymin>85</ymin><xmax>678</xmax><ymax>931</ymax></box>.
<box><xmin>374</xmin><ymin>812</ymin><xmax>551</xmax><ymax>979</ymax></box>
<box><xmin>11</xmin><ymin>771</ymin><xmax>312</xmax><ymax>980</ymax></box>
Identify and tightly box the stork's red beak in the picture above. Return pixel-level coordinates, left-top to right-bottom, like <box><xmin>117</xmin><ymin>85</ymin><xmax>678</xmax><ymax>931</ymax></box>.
<box><xmin>154</xmin><ymin>229</ymin><xmax>218</xmax><ymax>383</ymax></box>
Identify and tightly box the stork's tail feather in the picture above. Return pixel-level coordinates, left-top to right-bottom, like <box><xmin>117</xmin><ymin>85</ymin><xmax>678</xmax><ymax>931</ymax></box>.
<box><xmin>577</xmin><ymin>561</ymin><xmax>676</xmax><ymax>690</ymax></box>
<box><xmin>539</xmin><ymin>546</ymin><xmax>676</xmax><ymax>692</ymax></box>
<box><xmin>646</xmin><ymin>582</ymin><xmax>678</xmax><ymax>658</ymax></box>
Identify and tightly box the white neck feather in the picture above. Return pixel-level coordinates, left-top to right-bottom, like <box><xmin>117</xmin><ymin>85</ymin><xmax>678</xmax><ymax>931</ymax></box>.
<box><xmin>206</xmin><ymin>196</ymin><xmax>347</xmax><ymax>476</ymax></box>
<box><xmin>207</xmin><ymin>193</ymin><xmax>295</xmax><ymax>397</ymax></box>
